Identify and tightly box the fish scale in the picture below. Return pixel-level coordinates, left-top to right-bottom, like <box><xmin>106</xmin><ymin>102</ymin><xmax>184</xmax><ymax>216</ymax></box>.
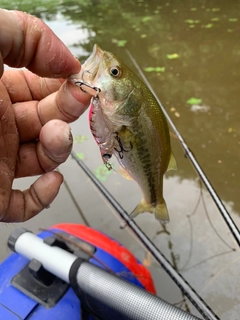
<box><xmin>69</xmin><ymin>44</ymin><xmax>177</xmax><ymax>223</ymax></box>
<box><xmin>125</xmin><ymin>117</ymin><xmax>164</xmax><ymax>205</ymax></box>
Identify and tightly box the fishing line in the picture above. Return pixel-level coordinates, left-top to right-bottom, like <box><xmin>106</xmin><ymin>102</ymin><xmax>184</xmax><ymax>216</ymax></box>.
<box><xmin>71</xmin><ymin>150</ymin><xmax>220</xmax><ymax>320</ymax></box>
<box><xmin>180</xmin><ymin>180</ymin><xmax>234</xmax><ymax>271</ymax></box>
<box><xmin>182</xmin><ymin>250</ymin><xmax>234</xmax><ymax>272</ymax></box>
<box><xmin>126</xmin><ymin>49</ymin><xmax>240</xmax><ymax>248</ymax></box>
<box><xmin>200</xmin><ymin>181</ymin><xmax>235</xmax><ymax>251</ymax></box>
<box><xmin>179</xmin><ymin>186</ymin><xmax>203</xmax><ymax>271</ymax></box>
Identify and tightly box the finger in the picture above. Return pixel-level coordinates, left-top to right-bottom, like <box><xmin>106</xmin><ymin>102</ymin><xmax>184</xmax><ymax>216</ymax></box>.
<box><xmin>14</xmin><ymin>81</ymin><xmax>90</xmax><ymax>142</ymax></box>
<box><xmin>2</xmin><ymin>69</ymin><xmax>90</xmax><ymax>108</ymax></box>
<box><xmin>1</xmin><ymin>171</ymin><xmax>63</xmax><ymax>222</ymax></box>
<box><xmin>1</xmin><ymin>69</ymin><xmax>63</xmax><ymax>102</ymax></box>
<box><xmin>0</xmin><ymin>82</ymin><xmax>18</xmax><ymax>220</ymax></box>
<box><xmin>0</xmin><ymin>52</ymin><xmax>3</xmax><ymax>78</ymax></box>
<box><xmin>0</xmin><ymin>9</ymin><xmax>80</xmax><ymax>78</ymax></box>
<box><xmin>38</xmin><ymin>80</ymin><xmax>91</xmax><ymax>124</ymax></box>
<box><xmin>15</xmin><ymin>120</ymin><xmax>72</xmax><ymax>177</ymax></box>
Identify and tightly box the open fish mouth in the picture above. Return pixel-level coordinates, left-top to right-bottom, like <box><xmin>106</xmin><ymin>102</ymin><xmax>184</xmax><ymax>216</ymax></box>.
<box><xmin>82</xmin><ymin>44</ymin><xmax>104</xmax><ymax>81</ymax></box>
<box><xmin>68</xmin><ymin>44</ymin><xmax>104</xmax><ymax>96</ymax></box>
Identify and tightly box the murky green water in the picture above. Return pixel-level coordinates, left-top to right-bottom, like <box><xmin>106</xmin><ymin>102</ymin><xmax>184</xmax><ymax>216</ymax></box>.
<box><xmin>1</xmin><ymin>0</ymin><xmax>240</xmax><ymax>318</ymax></box>
<box><xmin>3</xmin><ymin>0</ymin><xmax>239</xmax><ymax>213</ymax></box>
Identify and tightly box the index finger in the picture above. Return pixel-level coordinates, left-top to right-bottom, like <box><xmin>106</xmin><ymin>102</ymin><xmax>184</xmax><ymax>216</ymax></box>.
<box><xmin>0</xmin><ymin>9</ymin><xmax>80</xmax><ymax>78</ymax></box>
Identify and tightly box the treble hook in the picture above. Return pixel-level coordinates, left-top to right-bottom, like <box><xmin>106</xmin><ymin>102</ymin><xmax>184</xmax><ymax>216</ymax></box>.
<box><xmin>74</xmin><ymin>71</ymin><xmax>101</xmax><ymax>98</ymax></box>
<box><xmin>114</xmin><ymin>132</ymin><xmax>133</xmax><ymax>159</ymax></box>
<box><xmin>74</xmin><ymin>81</ymin><xmax>101</xmax><ymax>97</ymax></box>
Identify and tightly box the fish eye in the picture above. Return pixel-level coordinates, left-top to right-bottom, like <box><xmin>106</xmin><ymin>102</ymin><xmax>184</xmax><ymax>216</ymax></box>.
<box><xmin>109</xmin><ymin>66</ymin><xmax>122</xmax><ymax>78</ymax></box>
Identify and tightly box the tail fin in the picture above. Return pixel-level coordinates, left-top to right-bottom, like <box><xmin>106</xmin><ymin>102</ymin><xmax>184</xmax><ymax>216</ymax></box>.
<box><xmin>130</xmin><ymin>198</ymin><xmax>170</xmax><ymax>223</ymax></box>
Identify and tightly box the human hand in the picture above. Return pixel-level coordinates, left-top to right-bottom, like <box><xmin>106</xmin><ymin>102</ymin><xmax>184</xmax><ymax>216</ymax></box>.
<box><xmin>0</xmin><ymin>9</ymin><xmax>90</xmax><ymax>222</ymax></box>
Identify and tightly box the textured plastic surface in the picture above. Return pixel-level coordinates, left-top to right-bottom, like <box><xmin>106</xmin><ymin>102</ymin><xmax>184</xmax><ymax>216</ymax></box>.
<box><xmin>74</xmin><ymin>262</ymin><xmax>200</xmax><ymax>320</ymax></box>
<box><xmin>12</xmin><ymin>258</ymin><xmax>70</xmax><ymax>308</ymax></box>
<box><xmin>0</xmin><ymin>224</ymin><xmax>153</xmax><ymax>319</ymax></box>
<box><xmin>0</xmin><ymin>230</ymin><xmax>81</xmax><ymax>320</ymax></box>
<box><xmin>0</xmin><ymin>304</ymin><xmax>22</xmax><ymax>320</ymax></box>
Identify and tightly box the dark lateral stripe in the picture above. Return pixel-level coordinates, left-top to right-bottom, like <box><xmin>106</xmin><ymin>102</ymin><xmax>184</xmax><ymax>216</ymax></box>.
<box><xmin>137</xmin><ymin>140</ymin><xmax>157</xmax><ymax>204</ymax></box>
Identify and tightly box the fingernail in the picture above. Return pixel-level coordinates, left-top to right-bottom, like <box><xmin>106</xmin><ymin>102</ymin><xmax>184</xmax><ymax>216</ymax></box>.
<box><xmin>66</xmin><ymin>81</ymin><xmax>91</xmax><ymax>114</ymax></box>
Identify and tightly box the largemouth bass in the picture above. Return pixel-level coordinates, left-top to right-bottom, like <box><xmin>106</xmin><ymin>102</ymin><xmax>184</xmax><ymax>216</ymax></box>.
<box><xmin>69</xmin><ymin>45</ymin><xmax>177</xmax><ymax>222</ymax></box>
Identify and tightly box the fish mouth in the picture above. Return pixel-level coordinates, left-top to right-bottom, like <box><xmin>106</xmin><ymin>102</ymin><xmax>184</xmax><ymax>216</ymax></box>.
<box><xmin>82</xmin><ymin>44</ymin><xmax>104</xmax><ymax>82</ymax></box>
<box><xmin>68</xmin><ymin>44</ymin><xmax>104</xmax><ymax>96</ymax></box>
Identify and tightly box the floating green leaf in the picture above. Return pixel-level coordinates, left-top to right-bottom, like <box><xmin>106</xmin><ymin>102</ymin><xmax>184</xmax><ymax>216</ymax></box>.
<box><xmin>172</xmin><ymin>9</ymin><xmax>178</xmax><ymax>13</ymax></box>
<box><xmin>229</xmin><ymin>18</ymin><xmax>238</xmax><ymax>22</ymax></box>
<box><xmin>185</xmin><ymin>19</ymin><xmax>194</xmax><ymax>24</ymax></box>
<box><xmin>189</xmin><ymin>24</ymin><xmax>195</xmax><ymax>28</ymax></box>
<box><xmin>166</xmin><ymin>53</ymin><xmax>179</xmax><ymax>59</ymax></box>
<box><xmin>76</xmin><ymin>152</ymin><xmax>85</xmax><ymax>160</ymax></box>
<box><xmin>190</xmin><ymin>8</ymin><xmax>197</xmax><ymax>11</ymax></box>
<box><xmin>117</xmin><ymin>40</ymin><xmax>127</xmax><ymax>47</ymax></box>
<box><xmin>141</xmin><ymin>16</ymin><xmax>152</xmax><ymax>23</ymax></box>
<box><xmin>144</xmin><ymin>67</ymin><xmax>154</xmax><ymax>72</ymax></box>
<box><xmin>211</xmin><ymin>8</ymin><xmax>220</xmax><ymax>12</ymax></box>
<box><xmin>74</xmin><ymin>135</ymin><xmax>88</xmax><ymax>143</ymax></box>
<box><xmin>211</xmin><ymin>17</ymin><xmax>219</xmax><ymax>22</ymax></box>
<box><xmin>187</xmin><ymin>97</ymin><xmax>202</xmax><ymax>105</ymax></box>
<box><xmin>227</xmin><ymin>29</ymin><xmax>233</xmax><ymax>33</ymax></box>
<box><xmin>155</xmin><ymin>67</ymin><xmax>165</xmax><ymax>72</ymax></box>
<box><xmin>141</xmin><ymin>34</ymin><xmax>147</xmax><ymax>38</ymax></box>
<box><xmin>144</xmin><ymin>66</ymin><xmax>165</xmax><ymax>72</ymax></box>
<box><xmin>94</xmin><ymin>164</ymin><xmax>112</xmax><ymax>181</ymax></box>
<box><xmin>185</xmin><ymin>19</ymin><xmax>200</xmax><ymax>24</ymax></box>
<box><xmin>205</xmin><ymin>23</ymin><xmax>213</xmax><ymax>28</ymax></box>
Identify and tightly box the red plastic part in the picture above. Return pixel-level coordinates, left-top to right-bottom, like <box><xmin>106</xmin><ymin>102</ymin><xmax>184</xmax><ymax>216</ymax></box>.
<box><xmin>51</xmin><ymin>223</ymin><xmax>156</xmax><ymax>294</ymax></box>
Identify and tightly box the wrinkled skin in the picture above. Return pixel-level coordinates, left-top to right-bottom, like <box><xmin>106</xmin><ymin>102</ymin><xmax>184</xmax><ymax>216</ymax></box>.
<box><xmin>0</xmin><ymin>9</ymin><xmax>90</xmax><ymax>222</ymax></box>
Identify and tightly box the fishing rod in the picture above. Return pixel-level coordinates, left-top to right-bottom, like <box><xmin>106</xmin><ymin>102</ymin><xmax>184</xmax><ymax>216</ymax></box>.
<box><xmin>8</xmin><ymin>228</ymin><xmax>201</xmax><ymax>320</ymax></box>
<box><xmin>71</xmin><ymin>151</ymin><xmax>220</xmax><ymax>320</ymax></box>
<box><xmin>126</xmin><ymin>49</ymin><xmax>240</xmax><ymax>248</ymax></box>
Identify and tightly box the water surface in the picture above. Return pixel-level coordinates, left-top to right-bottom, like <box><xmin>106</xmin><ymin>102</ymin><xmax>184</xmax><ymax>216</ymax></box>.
<box><xmin>0</xmin><ymin>1</ymin><xmax>240</xmax><ymax>318</ymax></box>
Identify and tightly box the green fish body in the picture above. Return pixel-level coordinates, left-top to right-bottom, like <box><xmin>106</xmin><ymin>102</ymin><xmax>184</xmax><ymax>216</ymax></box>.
<box><xmin>69</xmin><ymin>45</ymin><xmax>177</xmax><ymax>222</ymax></box>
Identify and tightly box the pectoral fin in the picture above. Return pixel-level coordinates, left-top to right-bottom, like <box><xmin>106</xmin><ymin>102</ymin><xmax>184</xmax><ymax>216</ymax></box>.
<box><xmin>167</xmin><ymin>152</ymin><xmax>177</xmax><ymax>171</ymax></box>
<box><xmin>118</xmin><ymin>166</ymin><xmax>134</xmax><ymax>180</ymax></box>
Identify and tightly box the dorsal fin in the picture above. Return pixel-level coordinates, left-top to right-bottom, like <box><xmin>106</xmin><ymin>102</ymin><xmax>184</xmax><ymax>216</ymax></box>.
<box><xmin>167</xmin><ymin>152</ymin><xmax>177</xmax><ymax>171</ymax></box>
